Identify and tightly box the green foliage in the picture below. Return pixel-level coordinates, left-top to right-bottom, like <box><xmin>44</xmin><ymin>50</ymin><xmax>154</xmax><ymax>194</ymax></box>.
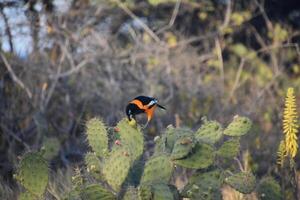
<box><xmin>195</xmin><ymin>120</ymin><xmax>223</xmax><ymax>144</ymax></box>
<box><xmin>256</xmin><ymin>177</ymin><xmax>282</xmax><ymax>200</ymax></box>
<box><xmin>217</xmin><ymin>138</ymin><xmax>240</xmax><ymax>159</ymax></box>
<box><xmin>170</xmin><ymin>136</ymin><xmax>195</xmax><ymax>160</ymax></box>
<box><xmin>80</xmin><ymin>184</ymin><xmax>116</xmax><ymax>200</ymax></box>
<box><xmin>225</xmin><ymin>172</ymin><xmax>256</xmax><ymax>194</ymax></box>
<box><xmin>138</xmin><ymin>183</ymin><xmax>153</xmax><ymax>200</ymax></box>
<box><xmin>224</xmin><ymin>116</ymin><xmax>252</xmax><ymax>136</ymax></box>
<box><xmin>15</xmin><ymin>152</ymin><xmax>49</xmax><ymax>197</ymax></box>
<box><xmin>141</xmin><ymin>154</ymin><xmax>173</xmax><ymax>184</ymax></box>
<box><xmin>152</xmin><ymin>183</ymin><xmax>174</xmax><ymax>200</ymax></box>
<box><xmin>181</xmin><ymin>170</ymin><xmax>222</xmax><ymax>200</ymax></box>
<box><xmin>123</xmin><ymin>186</ymin><xmax>139</xmax><ymax>200</ymax></box>
<box><xmin>86</xmin><ymin>118</ymin><xmax>108</xmax><ymax>157</ymax></box>
<box><xmin>173</xmin><ymin>143</ymin><xmax>214</xmax><ymax>169</ymax></box>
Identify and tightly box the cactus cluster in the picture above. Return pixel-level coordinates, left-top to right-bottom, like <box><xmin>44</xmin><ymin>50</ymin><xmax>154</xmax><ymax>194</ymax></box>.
<box><xmin>15</xmin><ymin>115</ymin><xmax>281</xmax><ymax>200</ymax></box>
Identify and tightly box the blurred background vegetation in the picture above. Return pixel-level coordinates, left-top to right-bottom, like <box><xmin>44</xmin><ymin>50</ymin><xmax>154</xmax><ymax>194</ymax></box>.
<box><xmin>0</xmin><ymin>0</ymin><xmax>299</xmax><ymax>199</ymax></box>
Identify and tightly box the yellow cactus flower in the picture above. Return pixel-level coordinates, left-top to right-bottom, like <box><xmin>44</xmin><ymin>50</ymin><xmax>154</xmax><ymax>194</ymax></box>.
<box><xmin>283</xmin><ymin>88</ymin><xmax>299</xmax><ymax>158</ymax></box>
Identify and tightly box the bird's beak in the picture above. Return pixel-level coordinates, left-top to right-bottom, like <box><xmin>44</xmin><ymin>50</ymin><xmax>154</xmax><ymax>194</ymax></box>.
<box><xmin>157</xmin><ymin>104</ymin><xmax>166</xmax><ymax>110</ymax></box>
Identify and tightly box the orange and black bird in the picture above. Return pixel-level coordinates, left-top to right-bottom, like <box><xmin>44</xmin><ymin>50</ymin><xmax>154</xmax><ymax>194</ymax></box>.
<box><xmin>126</xmin><ymin>96</ymin><xmax>166</xmax><ymax>127</ymax></box>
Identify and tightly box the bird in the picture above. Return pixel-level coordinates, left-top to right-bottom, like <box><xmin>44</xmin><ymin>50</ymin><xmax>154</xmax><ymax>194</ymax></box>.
<box><xmin>126</xmin><ymin>96</ymin><xmax>166</xmax><ymax>128</ymax></box>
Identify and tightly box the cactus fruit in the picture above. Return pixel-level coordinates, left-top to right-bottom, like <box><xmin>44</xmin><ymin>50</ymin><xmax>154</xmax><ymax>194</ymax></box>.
<box><xmin>117</xmin><ymin>119</ymin><xmax>144</xmax><ymax>161</ymax></box>
<box><xmin>85</xmin><ymin>152</ymin><xmax>102</xmax><ymax>180</ymax></box>
<box><xmin>141</xmin><ymin>154</ymin><xmax>173</xmax><ymax>184</ymax></box>
<box><xmin>18</xmin><ymin>192</ymin><xmax>38</xmax><ymax>200</ymax></box>
<box><xmin>102</xmin><ymin>147</ymin><xmax>132</xmax><ymax>191</ymax></box>
<box><xmin>195</xmin><ymin>120</ymin><xmax>223</xmax><ymax>144</ymax></box>
<box><xmin>86</xmin><ymin>118</ymin><xmax>108</xmax><ymax>157</ymax></box>
<box><xmin>217</xmin><ymin>138</ymin><xmax>240</xmax><ymax>159</ymax></box>
<box><xmin>173</xmin><ymin>143</ymin><xmax>214</xmax><ymax>169</ymax></box>
<box><xmin>171</xmin><ymin>136</ymin><xmax>195</xmax><ymax>160</ymax></box>
<box><xmin>80</xmin><ymin>184</ymin><xmax>116</xmax><ymax>200</ymax></box>
<box><xmin>41</xmin><ymin>137</ymin><xmax>60</xmax><ymax>160</ymax></box>
<box><xmin>123</xmin><ymin>186</ymin><xmax>139</xmax><ymax>200</ymax></box>
<box><xmin>224</xmin><ymin>116</ymin><xmax>252</xmax><ymax>136</ymax></box>
<box><xmin>15</xmin><ymin>152</ymin><xmax>49</xmax><ymax>197</ymax></box>
<box><xmin>181</xmin><ymin>170</ymin><xmax>222</xmax><ymax>200</ymax></box>
<box><xmin>225</xmin><ymin>172</ymin><xmax>256</xmax><ymax>194</ymax></box>
<box><xmin>256</xmin><ymin>177</ymin><xmax>282</xmax><ymax>200</ymax></box>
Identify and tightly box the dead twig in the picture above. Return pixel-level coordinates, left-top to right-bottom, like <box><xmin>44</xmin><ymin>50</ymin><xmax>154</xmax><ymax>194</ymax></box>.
<box><xmin>1</xmin><ymin>53</ymin><xmax>32</xmax><ymax>99</ymax></box>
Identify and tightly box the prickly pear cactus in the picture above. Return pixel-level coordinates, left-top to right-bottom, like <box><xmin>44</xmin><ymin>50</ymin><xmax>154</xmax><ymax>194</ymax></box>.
<box><xmin>225</xmin><ymin>172</ymin><xmax>256</xmax><ymax>194</ymax></box>
<box><xmin>217</xmin><ymin>138</ymin><xmax>240</xmax><ymax>159</ymax></box>
<box><xmin>102</xmin><ymin>147</ymin><xmax>132</xmax><ymax>191</ymax></box>
<box><xmin>173</xmin><ymin>143</ymin><xmax>214</xmax><ymax>169</ymax></box>
<box><xmin>171</xmin><ymin>136</ymin><xmax>195</xmax><ymax>160</ymax></box>
<box><xmin>224</xmin><ymin>116</ymin><xmax>252</xmax><ymax>136</ymax></box>
<box><xmin>15</xmin><ymin>152</ymin><xmax>49</xmax><ymax>197</ymax></box>
<box><xmin>256</xmin><ymin>177</ymin><xmax>282</xmax><ymax>200</ymax></box>
<box><xmin>138</xmin><ymin>183</ymin><xmax>153</xmax><ymax>200</ymax></box>
<box><xmin>181</xmin><ymin>170</ymin><xmax>222</xmax><ymax>200</ymax></box>
<box><xmin>152</xmin><ymin>183</ymin><xmax>174</xmax><ymax>200</ymax></box>
<box><xmin>165</xmin><ymin>126</ymin><xmax>194</xmax><ymax>153</ymax></box>
<box><xmin>85</xmin><ymin>152</ymin><xmax>102</xmax><ymax>180</ymax></box>
<box><xmin>41</xmin><ymin>137</ymin><xmax>60</xmax><ymax>160</ymax></box>
<box><xmin>18</xmin><ymin>192</ymin><xmax>38</xmax><ymax>200</ymax></box>
<box><xmin>80</xmin><ymin>184</ymin><xmax>116</xmax><ymax>200</ymax></box>
<box><xmin>86</xmin><ymin>118</ymin><xmax>108</xmax><ymax>157</ymax></box>
<box><xmin>123</xmin><ymin>186</ymin><xmax>139</xmax><ymax>200</ymax></box>
<box><xmin>117</xmin><ymin>119</ymin><xmax>144</xmax><ymax>161</ymax></box>
<box><xmin>195</xmin><ymin>120</ymin><xmax>223</xmax><ymax>144</ymax></box>
<box><xmin>141</xmin><ymin>154</ymin><xmax>173</xmax><ymax>184</ymax></box>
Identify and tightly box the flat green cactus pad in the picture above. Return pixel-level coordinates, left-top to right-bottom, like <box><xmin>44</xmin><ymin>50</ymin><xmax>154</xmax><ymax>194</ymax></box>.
<box><xmin>117</xmin><ymin>119</ymin><xmax>144</xmax><ymax>161</ymax></box>
<box><xmin>181</xmin><ymin>170</ymin><xmax>222</xmax><ymax>200</ymax></box>
<box><xmin>153</xmin><ymin>183</ymin><xmax>174</xmax><ymax>200</ymax></box>
<box><xmin>15</xmin><ymin>152</ymin><xmax>49</xmax><ymax>197</ymax></box>
<box><xmin>41</xmin><ymin>137</ymin><xmax>60</xmax><ymax>160</ymax></box>
<box><xmin>86</xmin><ymin>118</ymin><xmax>108</xmax><ymax>157</ymax></box>
<box><xmin>195</xmin><ymin>120</ymin><xmax>223</xmax><ymax>144</ymax></box>
<box><xmin>217</xmin><ymin>139</ymin><xmax>240</xmax><ymax>159</ymax></box>
<box><xmin>141</xmin><ymin>154</ymin><xmax>173</xmax><ymax>184</ymax></box>
<box><xmin>18</xmin><ymin>192</ymin><xmax>38</xmax><ymax>200</ymax></box>
<box><xmin>256</xmin><ymin>177</ymin><xmax>282</xmax><ymax>200</ymax></box>
<box><xmin>165</xmin><ymin>126</ymin><xmax>194</xmax><ymax>152</ymax></box>
<box><xmin>103</xmin><ymin>147</ymin><xmax>132</xmax><ymax>192</ymax></box>
<box><xmin>80</xmin><ymin>184</ymin><xmax>116</xmax><ymax>200</ymax></box>
<box><xmin>123</xmin><ymin>186</ymin><xmax>139</xmax><ymax>200</ymax></box>
<box><xmin>173</xmin><ymin>143</ymin><xmax>214</xmax><ymax>169</ymax></box>
<box><xmin>138</xmin><ymin>184</ymin><xmax>153</xmax><ymax>200</ymax></box>
<box><xmin>171</xmin><ymin>136</ymin><xmax>195</xmax><ymax>160</ymax></box>
<box><xmin>85</xmin><ymin>152</ymin><xmax>102</xmax><ymax>180</ymax></box>
<box><xmin>224</xmin><ymin>116</ymin><xmax>252</xmax><ymax>136</ymax></box>
<box><xmin>225</xmin><ymin>172</ymin><xmax>256</xmax><ymax>194</ymax></box>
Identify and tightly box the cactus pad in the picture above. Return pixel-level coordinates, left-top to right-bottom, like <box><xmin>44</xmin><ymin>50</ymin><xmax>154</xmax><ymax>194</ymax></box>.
<box><xmin>181</xmin><ymin>170</ymin><xmax>222</xmax><ymax>200</ymax></box>
<box><xmin>102</xmin><ymin>147</ymin><xmax>132</xmax><ymax>191</ymax></box>
<box><xmin>18</xmin><ymin>192</ymin><xmax>38</xmax><ymax>200</ymax></box>
<box><xmin>85</xmin><ymin>152</ymin><xmax>102</xmax><ymax>180</ymax></box>
<box><xmin>256</xmin><ymin>177</ymin><xmax>282</xmax><ymax>200</ymax></box>
<box><xmin>138</xmin><ymin>184</ymin><xmax>153</xmax><ymax>200</ymax></box>
<box><xmin>171</xmin><ymin>136</ymin><xmax>195</xmax><ymax>160</ymax></box>
<box><xmin>152</xmin><ymin>183</ymin><xmax>174</xmax><ymax>200</ymax></box>
<box><xmin>173</xmin><ymin>143</ymin><xmax>214</xmax><ymax>169</ymax></box>
<box><xmin>165</xmin><ymin>126</ymin><xmax>194</xmax><ymax>152</ymax></box>
<box><xmin>117</xmin><ymin>118</ymin><xmax>144</xmax><ymax>161</ymax></box>
<box><xmin>141</xmin><ymin>154</ymin><xmax>173</xmax><ymax>184</ymax></box>
<box><xmin>123</xmin><ymin>186</ymin><xmax>139</xmax><ymax>200</ymax></box>
<box><xmin>80</xmin><ymin>184</ymin><xmax>116</xmax><ymax>200</ymax></box>
<box><xmin>225</xmin><ymin>172</ymin><xmax>256</xmax><ymax>194</ymax></box>
<box><xmin>41</xmin><ymin>137</ymin><xmax>60</xmax><ymax>160</ymax></box>
<box><xmin>86</xmin><ymin>118</ymin><xmax>108</xmax><ymax>157</ymax></box>
<box><xmin>195</xmin><ymin>120</ymin><xmax>223</xmax><ymax>144</ymax></box>
<box><xmin>217</xmin><ymin>139</ymin><xmax>240</xmax><ymax>159</ymax></box>
<box><xmin>224</xmin><ymin>116</ymin><xmax>252</xmax><ymax>136</ymax></box>
<box><xmin>15</xmin><ymin>152</ymin><xmax>49</xmax><ymax>197</ymax></box>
